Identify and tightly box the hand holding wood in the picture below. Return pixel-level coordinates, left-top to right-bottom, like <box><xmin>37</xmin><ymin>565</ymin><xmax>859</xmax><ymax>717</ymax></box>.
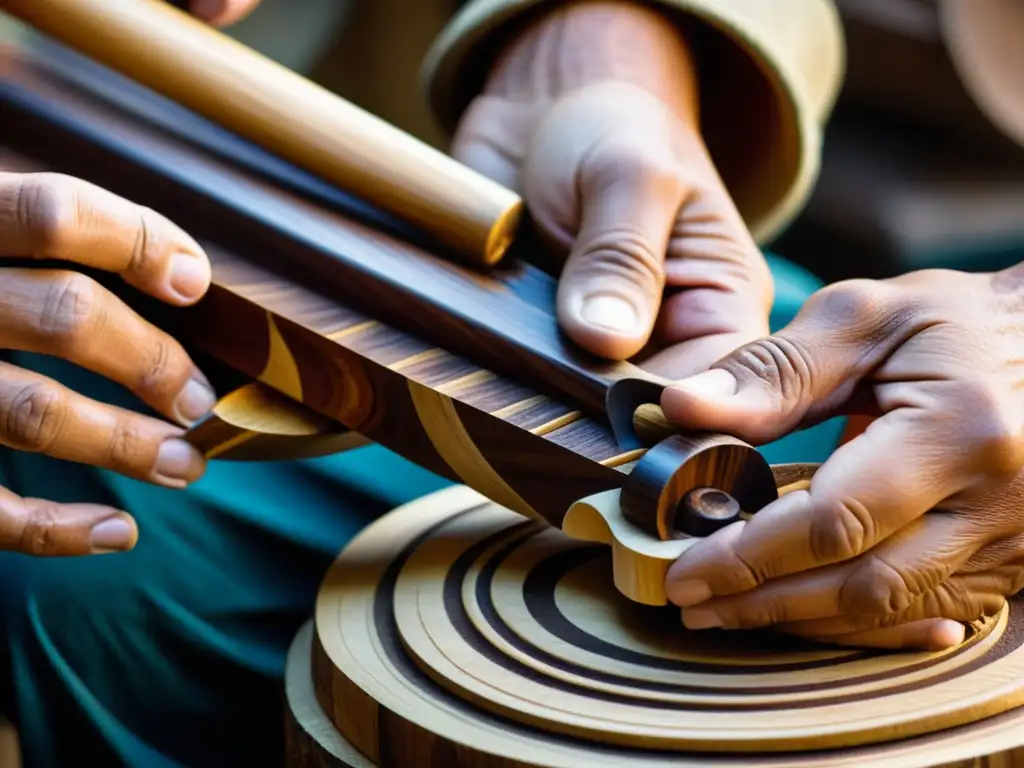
<box><xmin>455</xmin><ymin>55</ymin><xmax>773</xmax><ymax>372</ymax></box>
<box><xmin>661</xmin><ymin>270</ymin><xmax>1024</xmax><ymax>649</ymax></box>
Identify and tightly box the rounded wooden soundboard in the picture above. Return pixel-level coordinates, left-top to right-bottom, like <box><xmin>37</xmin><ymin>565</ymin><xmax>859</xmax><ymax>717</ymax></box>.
<box><xmin>285</xmin><ymin>485</ymin><xmax>1024</xmax><ymax>767</ymax></box>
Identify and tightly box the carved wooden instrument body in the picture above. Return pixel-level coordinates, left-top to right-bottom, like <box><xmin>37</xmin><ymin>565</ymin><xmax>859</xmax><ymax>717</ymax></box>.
<box><xmin>3</xmin><ymin>22</ymin><xmax>1024</xmax><ymax>768</ymax></box>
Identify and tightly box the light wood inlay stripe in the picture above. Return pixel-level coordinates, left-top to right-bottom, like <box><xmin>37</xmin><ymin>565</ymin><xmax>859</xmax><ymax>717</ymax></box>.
<box><xmin>389</xmin><ymin>348</ymin><xmax>448</xmax><ymax>372</ymax></box>
<box><xmin>491</xmin><ymin>395</ymin><xmax>548</xmax><ymax>420</ymax></box>
<box><xmin>325</xmin><ymin>320</ymin><xmax>378</xmax><ymax>341</ymax></box>
<box><xmin>531</xmin><ymin>411</ymin><xmax>583</xmax><ymax>436</ymax></box>
<box><xmin>600</xmin><ymin>449</ymin><xmax>646</xmax><ymax>468</ymax></box>
<box><xmin>437</xmin><ymin>369</ymin><xmax>496</xmax><ymax>395</ymax></box>
<box><xmin>407</xmin><ymin>381</ymin><xmax>543</xmax><ymax>522</ymax></box>
<box><xmin>205</xmin><ymin>429</ymin><xmax>258</xmax><ymax>459</ymax></box>
<box><xmin>258</xmin><ymin>314</ymin><xmax>304</xmax><ymax>401</ymax></box>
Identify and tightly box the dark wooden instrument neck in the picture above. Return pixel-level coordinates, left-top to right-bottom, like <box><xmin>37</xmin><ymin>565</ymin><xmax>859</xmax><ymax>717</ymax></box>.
<box><xmin>0</xmin><ymin>43</ymin><xmax>787</xmax><ymax>545</ymax></box>
<box><xmin>1</xmin><ymin>40</ymin><xmax>662</xmax><ymax>423</ymax></box>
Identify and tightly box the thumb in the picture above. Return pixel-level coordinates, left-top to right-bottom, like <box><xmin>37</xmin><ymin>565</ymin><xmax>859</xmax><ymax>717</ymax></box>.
<box><xmin>556</xmin><ymin>144</ymin><xmax>686</xmax><ymax>360</ymax></box>
<box><xmin>660</xmin><ymin>279</ymin><xmax>902</xmax><ymax>444</ymax></box>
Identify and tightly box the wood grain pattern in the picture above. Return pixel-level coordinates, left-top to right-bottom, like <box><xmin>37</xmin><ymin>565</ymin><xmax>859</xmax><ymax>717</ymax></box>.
<box><xmin>1</xmin><ymin>0</ymin><xmax>522</xmax><ymax>267</ymax></box>
<box><xmin>296</xmin><ymin>485</ymin><xmax>1024</xmax><ymax>768</ymax></box>
<box><xmin>620</xmin><ymin>434</ymin><xmax>777</xmax><ymax>540</ymax></box>
<box><xmin>6</xmin><ymin>29</ymin><xmax>1023</xmax><ymax>768</ymax></box>
<box><xmin>186</xmin><ymin>246</ymin><xmax>631</xmax><ymax>526</ymax></box>
<box><xmin>285</xmin><ymin>623</ymin><xmax>373</xmax><ymax>768</ymax></box>
<box><xmin>0</xmin><ymin>47</ymin><xmax>768</xmax><ymax>542</ymax></box>
<box><xmin>0</xmin><ymin>43</ymin><xmax>645</xmax><ymax>419</ymax></box>
<box><xmin>562</xmin><ymin>465</ymin><xmax>819</xmax><ymax>606</ymax></box>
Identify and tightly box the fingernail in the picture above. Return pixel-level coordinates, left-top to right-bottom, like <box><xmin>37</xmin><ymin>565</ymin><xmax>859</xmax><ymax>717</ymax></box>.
<box><xmin>669</xmin><ymin>369</ymin><xmax>737</xmax><ymax>399</ymax></box>
<box><xmin>168</xmin><ymin>252</ymin><xmax>209</xmax><ymax>302</ymax></box>
<box><xmin>930</xmin><ymin>620</ymin><xmax>966</xmax><ymax>650</ymax></box>
<box><xmin>682</xmin><ymin>606</ymin><xmax>724</xmax><ymax>630</ymax></box>
<box><xmin>90</xmin><ymin>517</ymin><xmax>136</xmax><ymax>554</ymax></box>
<box><xmin>581</xmin><ymin>294</ymin><xmax>638</xmax><ymax>333</ymax></box>
<box><xmin>667</xmin><ymin>579</ymin><xmax>712</xmax><ymax>608</ymax></box>
<box><xmin>175</xmin><ymin>376</ymin><xmax>216</xmax><ymax>425</ymax></box>
<box><xmin>155</xmin><ymin>438</ymin><xmax>205</xmax><ymax>485</ymax></box>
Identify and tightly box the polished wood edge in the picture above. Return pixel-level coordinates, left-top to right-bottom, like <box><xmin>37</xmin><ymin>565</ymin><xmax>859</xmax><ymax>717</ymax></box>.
<box><xmin>185</xmin><ymin>383</ymin><xmax>371</xmax><ymax>461</ymax></box>
<box><xmin>285</xmin><ymin>622</ymin><xmax>374</xmax><ymax>768</ymax></box>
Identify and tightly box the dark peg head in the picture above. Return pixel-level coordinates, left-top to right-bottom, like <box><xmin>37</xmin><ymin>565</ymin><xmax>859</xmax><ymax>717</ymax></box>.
<box><xmin>619</xmin><ymin>433</ymin><xmax>777</xmax><ymax>541</ymax></box>
<box><xmin>675</xmin><ymin>487</ymin><xmax>741</xmax><ymax>537</ymax></box>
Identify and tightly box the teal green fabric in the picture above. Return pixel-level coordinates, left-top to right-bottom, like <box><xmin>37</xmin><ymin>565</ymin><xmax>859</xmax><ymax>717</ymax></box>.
<box><xmin>759</xmin><ymin>253</ymin><xmax>846</xmax><ymax>465</ymax></box>
<box><xmin>0</xmin><ymin>253</ymin><xmax>841</xmax><ymax>767</ymax></box>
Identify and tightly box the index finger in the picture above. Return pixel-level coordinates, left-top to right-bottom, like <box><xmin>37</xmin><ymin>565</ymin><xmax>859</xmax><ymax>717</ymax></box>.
<box><xmin>0</xmin><ymin>172</ymin><xmax>210</xmax><ymax>306</ymax></box>
<box><xmin>665</xmin><ymin>403</ymin><xmax>975</xmax><ymax>605</ymax></box>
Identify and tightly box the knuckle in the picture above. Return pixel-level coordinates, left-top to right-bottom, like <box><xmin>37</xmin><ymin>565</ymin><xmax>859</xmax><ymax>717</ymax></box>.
<box><xmin>105</xmin><ymin>419</ymin><xmax>151</xmax><ymax>472</ymax></box>
<box><xmin>16</xmin><ymin>500</ymin><xmax>63</xmax><ymax>556</ymax></box>
<box><xmin>595</xmin><ymin>137</ymin><xmax>684</xmax><ymax>196</ymax></box>
<box><xmin>983</xmin><ymin>565</ymin><xmax>1024</xmax><ymax>599</ymax></box>
<box><xmin>732</xmin><ymin>596</ymin><xmax>791</xmax><ymax>629</ymax></box>
<box><xmin>929</xmin><ymin>581</ymin><xmax>978</xmax><ymax>621</ymax></box>
<box><xmin>840</xmin><ymin>556</ymin><xmax>917</xmax><ymax>615</ymax></box>
<box><xmin>725</xmin><ymin>335</ymin><xmax>813</xmax><ymax>404</ymax></box>
<box><xmin>738</xmin><ymin>253</ymin><xmax>774</xmax><ymax>302</ymax></box>
<box><xmin>729</xmin><ymin>544</ymin><xmax>773</xmax><ymax>590</ymax></box>
<box><xmin>13</xmin><ymin>173</ymin><xmax>81</xmax><ymax>257</ymax></box>
<box><xmin>37</xmin><ymin>272</ymin><xmax>100</xmax><ymax>352</ymax></box>
<box><xmin>576</xmin><ymin>227</ymin><xmax>665</xmax><ymax>295</ymax></box>
<box><xmin>980</xmin><ymin>593</ymin><xmax>1008</xmax><ymax>619</ymax></box>
<box><xmin>809</xmin><ymin>497</ymin><xmax>875</xmax><ymax>563</ymax></box>
<box><xmin>127</xmin><ymin>207</ymin><xmax>162</xmax><ymax>277</ymax></box>
<box><xmin>805</xmin><ymin>279</ymin><xmax>896</xmax><ymax>334</ymax></box>
<box><xmin>2</xmin><ymin>383</ymin><xmax>67</xmax><ymax>453</ymax></box>
<box><xmin>954</xmin><ymin>381</ymin><xmax>1024</xmax><ymax>481</ymax></box>
<box><xmin>873</xmin><ymin>612</ymin><xmax>917</xmax><ymax>630</ymax></box>
<box><xmin>135</xmin><ymin>335</ymin><xmax>180</xmax><ymax>399</ymax></box>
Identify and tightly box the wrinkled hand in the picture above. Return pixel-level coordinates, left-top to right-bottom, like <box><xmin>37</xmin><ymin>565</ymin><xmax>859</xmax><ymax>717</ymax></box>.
<box><xmin>0</xmin><ymin>172</ymin><xmax>215</xmax><ymax>556</ymax></box>
<box><xmin>661</xmin><ymin>269</ymin><xmax>1024</xmax><ymax>649</ymax></box>
<box><xmin>0</xmin><ymin>0</ymin><xmax>256</xmax><ymax>558</ymax></box>
<box><xmin>451</xmin><ymin>7</ymin><xmax>772</xmax><ymax>376</ymax></box>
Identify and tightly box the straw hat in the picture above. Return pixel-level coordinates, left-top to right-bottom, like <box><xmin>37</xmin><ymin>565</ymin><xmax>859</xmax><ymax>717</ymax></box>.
<box><xmin>939</xmin><ymin>0</ymin><xmax>1024</xmax><ymax>147</ymax></box>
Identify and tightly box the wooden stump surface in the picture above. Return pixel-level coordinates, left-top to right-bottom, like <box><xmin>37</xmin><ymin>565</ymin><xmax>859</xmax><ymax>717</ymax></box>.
<box><xmin>288</xmin><ymin>485</ymin><xmax>1024</xmax><ymax>767</ymax></box>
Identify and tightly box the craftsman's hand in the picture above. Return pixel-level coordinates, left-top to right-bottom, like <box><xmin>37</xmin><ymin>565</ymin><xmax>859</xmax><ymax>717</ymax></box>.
<box><xmin>451</xmin><ymin>0</ymin><xmax>772</xmax><ymax>376</ymax></box>
<box><xmin>0</xmin><ymin>172</ymin><xmax>214</xmax><ymax>556</ymax></box>
<box><xmin>176</xmin><ymin>0</ymin><xmax>261</xmax><ymax>26</ymax></box>
<box><xmin>661</xmin><ymin>268</ymin><xmax>1024</xmax><ymax>650</ymax></box>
